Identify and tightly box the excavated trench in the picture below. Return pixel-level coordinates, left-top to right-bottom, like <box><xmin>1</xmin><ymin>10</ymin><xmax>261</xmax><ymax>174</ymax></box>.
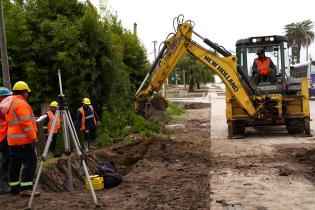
<box><xmin>40</xmin><ymin>136</ymin><xmax>156</xmax><ymax>192</ymax></box>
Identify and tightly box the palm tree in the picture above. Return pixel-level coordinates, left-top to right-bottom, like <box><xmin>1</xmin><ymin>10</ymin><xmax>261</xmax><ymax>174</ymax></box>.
<box><xmin>284</xmin><ymin>19</ymin><xmax>315</xmax><ymax>64</ymax></box>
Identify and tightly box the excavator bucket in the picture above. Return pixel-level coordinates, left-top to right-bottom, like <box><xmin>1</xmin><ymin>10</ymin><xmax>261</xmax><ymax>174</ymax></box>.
<box><xmin>137</xmin><ymin>95</ymin><xmax>168</xmax><ymax>121</ymax></box>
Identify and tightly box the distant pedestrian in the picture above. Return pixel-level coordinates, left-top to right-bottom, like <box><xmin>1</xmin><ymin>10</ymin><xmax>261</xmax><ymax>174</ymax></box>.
<box><xmin>0</xmin><ymin>81</ymin><xmax>39</xmax><ymax>196</ymax></box>
<box><xmin>0</xmin><ymin>87</ymin><xmax>12</xmax><ymax>194</ymax></box>
<box><xmin>77</xmin><ymin>98</ymin><xmax>100</xmax><ymax>152</ymax></box>
<box><xmin>42</xmin><ymin>101</ymin><xmax>61</xmax><ymax>157</ymax></box>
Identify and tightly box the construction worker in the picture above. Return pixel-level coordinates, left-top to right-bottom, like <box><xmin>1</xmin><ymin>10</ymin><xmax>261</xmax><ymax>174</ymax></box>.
<box><xmin>77</xmin><ymin>98</ymin><xmax>100</xmax><ymax>152</ymax></box>
<box><xmin>0</xmin><ymin>87</ymin><xmax>12</xmax><ymax>194</ymax></box>
<box><xmin>0</xmin><ymin>81</ymin><xmax>39</xmax><ymax>196</ymax></box>
<box><xmin>42</xmin><ymin>101</ymin><xmax>61</xmax><ymax>157</ymax></box>
<box><xmin>252</xmin><ymin>48</ymin><xmax>277</xmax><ymax>84</ymax></box>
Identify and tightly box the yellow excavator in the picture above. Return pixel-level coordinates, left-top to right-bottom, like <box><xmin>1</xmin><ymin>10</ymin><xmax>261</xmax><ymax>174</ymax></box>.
<box><xmin>134</xmin><ymin>15</ymin><xmax>311</xmax><ymax>138</ymax></box>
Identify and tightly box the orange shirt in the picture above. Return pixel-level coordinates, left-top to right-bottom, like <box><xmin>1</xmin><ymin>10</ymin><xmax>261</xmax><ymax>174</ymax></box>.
<box><xmin>0</xmin><ymin>113</ymin><xmax>7</xmax><ymax>142</ymax></box>
<box><xmin>47</xmin><ymin>111</ymin><xmax>60</xmax><ymax>134</ymax></box>
<box><xmin>255</xmin><ymin>57</ymin><xmax>271</xmax><ymax>75</ymax></box>
<box><xmin>4</xmin><ymin>95</ymin><xmax>37</xmax><ymax>146</ymax></box>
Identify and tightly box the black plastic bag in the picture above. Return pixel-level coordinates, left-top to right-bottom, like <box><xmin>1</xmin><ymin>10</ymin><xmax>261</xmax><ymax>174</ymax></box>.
<box><xmin>97</xmin><ymin>162</ymin><xmax>122</xmax><ymax>188</ymax></box>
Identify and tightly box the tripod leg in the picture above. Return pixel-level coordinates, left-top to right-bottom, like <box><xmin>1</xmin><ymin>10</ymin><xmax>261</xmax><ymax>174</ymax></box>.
<box><xmin>64</xmin><ymin>110</ymin><xmax>100</xmax><ymax>207</ymax></box>
<box><xmin>61</xmin><ymin>111</ymin><xmax>74</xmax><ymax>192</ymax></box>
<box><xmin>28</xmin><ymin>110</ymin><xmax>61</xmax><ymax>209</ymax></box>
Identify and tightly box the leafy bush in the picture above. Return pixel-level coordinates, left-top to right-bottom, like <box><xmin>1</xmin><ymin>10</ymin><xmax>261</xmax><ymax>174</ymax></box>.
<box><xmin>97</xmin><ymin>102</ymin><xmax>184</xmax><ymax>145</ymax></box>
<box><xmin>97</xmin><ymin>108</ymin><xmax>161</xmax><ymax>145</ymax></box>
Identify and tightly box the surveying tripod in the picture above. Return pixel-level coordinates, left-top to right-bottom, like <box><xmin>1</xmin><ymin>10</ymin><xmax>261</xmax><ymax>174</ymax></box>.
<box><xmin>27</xmin><ymin>70</ymin><xmax>100</xmax><ymax>209</ymax></box>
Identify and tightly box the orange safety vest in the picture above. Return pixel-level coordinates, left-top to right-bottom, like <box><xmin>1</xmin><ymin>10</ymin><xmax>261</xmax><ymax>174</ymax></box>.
<box><xmin>255</xmin><ymin>57</ymin><xmax>271</xmax><ymax>75</ymax></box>
<box><xmin>47</xmin><ymin>111</ymin><xmax>60</xmax><ymax>134</ymax></box>
<box><xmin>78</xmin><ymin>105</ymin><xmax>96</xmax><ymax>130</ymax></box>
<box><xmin>0</xmin><ymin>116</ymin><xmax>7</xmax><ymax>142</ymax></box>
<box><xmin>5</xmin><ymin>95</ymin><xmax>37</xmax><ymax>146</ymax></box>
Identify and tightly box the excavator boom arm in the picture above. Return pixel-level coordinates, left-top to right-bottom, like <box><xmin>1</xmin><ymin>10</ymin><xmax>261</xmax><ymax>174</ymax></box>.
<box><xmin>134</xmin><ymin>21</ymin><xmax>257</xmax><ymax>117</ymax></box>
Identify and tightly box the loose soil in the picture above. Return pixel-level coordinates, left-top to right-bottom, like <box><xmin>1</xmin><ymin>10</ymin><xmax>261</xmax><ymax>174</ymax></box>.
<box><xmin>2</xmin><ymin>84</ymin><xmax>314</xmax><ymax>210</ymax></box>
<box><xmin>0</xmin><ymin>108</ymin><xmax>212</xmax><ymax>210</ymax></box>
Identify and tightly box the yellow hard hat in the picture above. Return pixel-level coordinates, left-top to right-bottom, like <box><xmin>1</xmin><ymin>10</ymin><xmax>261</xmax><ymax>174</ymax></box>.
<box><xmin>82</xmin><ymin>98</ymin><xmax>91</xmax><ymax>105</ymax></box>
<box><xmin>13</xmin><ymin>81</ymin><xmax>31</xmax><ymax>92</ymax></box>
<box><xmin>50</xmin><ymin>101</ymin><xmax>58</xmax><ymax>107</ymax></box>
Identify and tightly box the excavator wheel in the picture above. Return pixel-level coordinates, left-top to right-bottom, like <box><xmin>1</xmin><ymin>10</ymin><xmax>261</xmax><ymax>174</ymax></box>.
<box><xmin>305</xmin><ymin>118</ymin><xmax>311</xmax><ymax>136</ymax></box>
<box><xmin>228</xmin><ymin>120</ymin><xmax>245</xmax><ymax>139</ymax></box>
<box><xmin>285</xmin><ymin>118</ymin><xmax>305</xmax><ymax>134</ymax></box>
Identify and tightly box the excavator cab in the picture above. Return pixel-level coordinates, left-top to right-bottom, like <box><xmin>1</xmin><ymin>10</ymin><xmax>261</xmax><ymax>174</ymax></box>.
<box><xmin>236</xmin><ymin>36</ymin><xmax>291</xmax><ymax>94</ymax></box>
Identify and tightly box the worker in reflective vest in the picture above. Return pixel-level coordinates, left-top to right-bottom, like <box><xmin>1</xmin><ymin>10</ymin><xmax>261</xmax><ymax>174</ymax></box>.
<box><xmin>77</xmin><ymin>98</ymin><xmax>100</xmax><ymax>152</ymax></box>
<box><xmin>42</xmin><ymin>101</ymin><xmax>60</xmax><ymax>156</ymax></box>
<box><xmin>0</xmin><ymin>87</ymin><xmax>12</xmax><ymax>194</ymax></box>
<box><xmin>252</xmin><ymin>48</ymin><xmax>277</xmax><ymax>84</ymax></box>
<box><xmin>0</xmin><ymin>81</ymin><xmax>39</xmax><ymax>197</ymax></box>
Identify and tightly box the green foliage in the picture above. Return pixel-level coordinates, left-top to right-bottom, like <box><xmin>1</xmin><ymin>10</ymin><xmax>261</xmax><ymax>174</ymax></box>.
<box><xmin>2</xmin><ymin>0</ymin><xmax>164</xmax><ymax>147</ymax></box>
<box><xmin>160</xmin><ymin>102</ymin><xmax>185</xmax><ymax>123</ymax></box>
<box><xmin>284</xmin><ymin>20</ymin><xmax>314</xmax><ymax>64</ymax></box>
<box><xmin>96</xmin><ymin>102</ymin><xmax>185</xmax><ymax>145</ymax></box>
<box><xmin>97</xmin><ymin>108</ymin><xmax>161</xmax><ymax>145</ymax></box>
<box><xmin>166</xmin><ymin>102</ymin><xmax>185</xmax><ymax>116</ymax></box>
<box><xmin>2</xmin><ymin>0</ymin><xmax>149</xmax><ymax>116</ymax></box>
<box><xmin>172</xmin><ymin>53</ymin><xmax>215</xmax><ymax>90</ymax></box>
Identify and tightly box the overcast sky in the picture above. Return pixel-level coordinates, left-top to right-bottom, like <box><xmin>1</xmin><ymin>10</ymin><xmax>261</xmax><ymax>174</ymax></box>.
<box><xmin>91</xmin><ymin>0</ymin><xmax>315</xmax><ymax>63</ymax></box>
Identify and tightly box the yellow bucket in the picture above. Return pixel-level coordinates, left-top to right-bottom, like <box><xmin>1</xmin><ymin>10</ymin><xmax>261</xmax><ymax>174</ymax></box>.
<box><xmin>85</xmin><ymin>175</ymin><xmax>104</xmax><ymax>191</ymax></box>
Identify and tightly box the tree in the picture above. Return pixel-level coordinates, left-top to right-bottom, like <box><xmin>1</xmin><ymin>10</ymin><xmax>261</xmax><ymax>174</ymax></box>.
<box><xmin>284</xmin><ymin>19</ymin><xmax>315</xmax><ymax>64</ymax></box>
<box><xmin>3</xmin><ymin>0</ymin><xmax>148</xmax><ymax>116</ymax></box>
<box><xmin>175</xmin><ymin>53</ymin><xmax>214</xmax><ymax>91</ymax></box>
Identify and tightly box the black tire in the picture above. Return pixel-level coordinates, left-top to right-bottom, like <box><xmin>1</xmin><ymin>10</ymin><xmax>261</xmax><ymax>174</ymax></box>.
<box><xmin>305</xmin><ymin>118</ymin><xmax>311</xmax><ymax>135</ymax></box>
<box><xmin>285</xmin><ymin>118</ymin><xmax>305</xmax><ymax>134</ymax></box>
<box><xmin>228</xmin><ymin>120</ymin><xmax>245</xmax><ymax>138</ymax></box>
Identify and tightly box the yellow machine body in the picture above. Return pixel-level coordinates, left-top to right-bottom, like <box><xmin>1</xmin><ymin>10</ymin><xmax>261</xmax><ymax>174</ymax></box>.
<box><xmin>134</xmin><ymin>15</ymin><xmax>311</xmax><ymax>137</ymax></box>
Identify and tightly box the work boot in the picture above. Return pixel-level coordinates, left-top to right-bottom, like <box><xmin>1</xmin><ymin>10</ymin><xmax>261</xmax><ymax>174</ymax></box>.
<box><xmin>0</xmin><ymin>173</ymin><xmax>10</xmax><ymax>194</ymax></box>
<box><xmin>20</xmin><ymin>189</ymin><xmax>40</xmax><ymax>197</ymax></box>
<box><xmin>89</xmin><ymin>144</ymin><xmax>97</xmax><ymax>149</ymax></box>
<box><xmin>0</xmin><ymin>185</ymin><xmax>10</xmax><ymax>194</ymax></box>
<box><xmin>10</xmin><ymin>185</ymin><xmax>20</xmax><ymax>196</ymax></box>
<box><xmin>84</xmin><ymin>142</ymin><xmax>89</xmax><ymax>152</ymax></box>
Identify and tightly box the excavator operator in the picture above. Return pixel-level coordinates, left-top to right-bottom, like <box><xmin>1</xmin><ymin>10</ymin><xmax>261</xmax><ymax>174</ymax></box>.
<box><xmin>252</xmin><ymin>49</ymin><xmax>277</xmax><ymax>84</ymax></box>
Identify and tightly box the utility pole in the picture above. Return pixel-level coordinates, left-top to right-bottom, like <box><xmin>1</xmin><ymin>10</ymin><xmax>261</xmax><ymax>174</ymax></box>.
<box><xmin>133</xmin><ymin>23</ymin><xmax>137</xmax><ymax>36</ymax></box>
<box><xmin>183</xmin><ymin>69</ymin><xmax>186</xmax><ymax>90</ymax></box>
<box><xmin>0</xmin><ymin>0</ymin><xmax>11</xmax><ymax>89</ymax></box>
<box><xmin>175</xmin><ymin>68</ymin><xmax>178</xmax><ymax>85</ymax></box>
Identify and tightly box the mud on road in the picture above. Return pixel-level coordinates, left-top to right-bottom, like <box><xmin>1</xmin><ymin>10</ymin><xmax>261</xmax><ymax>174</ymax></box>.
<box><xmin>0</xmin><ymin>108</ymin><xmax>212</xmax><ymax>210</ymax></box>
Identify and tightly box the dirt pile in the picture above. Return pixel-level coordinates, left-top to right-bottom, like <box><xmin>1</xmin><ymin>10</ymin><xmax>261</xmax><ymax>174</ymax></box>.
<box><xmin>278</xmin><ymin>145</ymin><xmax>315</xmax><ymax>178</ymax></box>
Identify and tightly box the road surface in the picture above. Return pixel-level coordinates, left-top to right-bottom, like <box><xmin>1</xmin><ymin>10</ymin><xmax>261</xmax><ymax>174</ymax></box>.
<box><xmin>210</xmin><ymin>86</ymin><xmax>315</xmax><ymax>210</ymax></box>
